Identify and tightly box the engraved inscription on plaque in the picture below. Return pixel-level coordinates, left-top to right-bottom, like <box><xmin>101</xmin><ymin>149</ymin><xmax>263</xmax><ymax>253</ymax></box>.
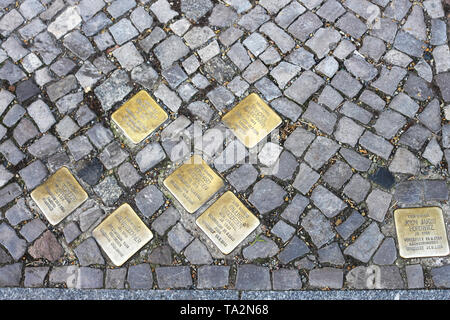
<box><xmin>394</xmin><ymin>207</ymin><xmax>449</xmax><ymax>259</ymax></box>
<box><xmin>196</xmin><ymin>191</ymin><xmax>260</xmax><ymax>255</ymax></box>
<box><xmin>93</xmin><ymin>203</ymin><xmax>153</xmax><ymax>266</ymax></box>
<box><xmin>163</xmin><ymin>155</ymin><xmax>224</xmax><ymax>213</ymax></box>
<box><xmin>222</xmin><ymin>93</ymin><xmax>282</xmax><ymax>149</ymax></box>
<box><xmin>111</xmin><ymin>90</ymin><xmax>168</xmax><ymax>144</ymax></box>
<box><xmin>31</xmin><ymin>167</ymin><xmax>88</xmax><ymax>226</ymax></box>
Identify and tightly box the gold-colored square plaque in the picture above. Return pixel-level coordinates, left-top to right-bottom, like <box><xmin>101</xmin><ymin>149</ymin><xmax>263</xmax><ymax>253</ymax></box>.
<box><xmin>222</xmin><ymin>93</ymin><xmax>282</xmax><ymax>148</ymax></box>
<box><xmin>31</xmin><ymin>167</ymin><xmax>88</xmax><ymax>225</ymax></box>
<box><xmin>163</xmin><ymin>155</ymin><xmax>224</xmax><ymax>213</ymax></box>
<box><xmin>196</xmin><ymin>191</ymin><xmax>260</xmax><ymax>254</ymax></box>
<box><xmin>394</xmin><ymin>207</ymin><xmax>449</xmax><ymax>259</ymax></box>
<box><xmin>93</xmin><ymin>203</ymin><xmax>153</xmax><ymax>266</ymax></box>
<box><xmin>111</xmin><ymin>90</ymin><xmax>168</xmax><ymax>144</ymax></box>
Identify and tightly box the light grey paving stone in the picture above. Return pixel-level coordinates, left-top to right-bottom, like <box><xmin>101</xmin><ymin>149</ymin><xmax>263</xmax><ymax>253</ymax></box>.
<box><xmin>255</xmin><ymin>77</ymin><xmax>282</xmax><ymax>101</ymax></box>
<box><xmin>24</xmin><ymin>267</ymin><xmax>49</xmax><ymax>288</ymax></box>
<box><xmin>238</xmin><ymin>5</ymin><xmax>270</xmax><ymax>32</ymax></box>
<box><xmin>323</xmin><ymin>161</ymin><xmax>352</xmax><ymax>190</ymax></box>
<box><xmin>344</xmin><ymin>223</ymin><xmax>384</xmax><ymax>263</ymax></box>
<box><xmin>394</xmin><ymin>181</ymin><xmax>423</xmax><ymax>205</ymax></box>
<box><xmin>127</xmin><ymin>264</ymin><xmax>153</xmax><ymax>289</ymax></box>
<box><xmin>19</xmin><ymin>219</ymin><xmax>46</xmax><ymax>243</ymax></box>
<box><xmin>82</xmin><ymin>12</ymin><xmax>112</xmax><ymax>36</ymax></box>
<box><xmin>359</xmin><ymin>131</ymin><xmax>393</xmax><ymax>160</ymax></box>
<box><xmin>275</xmin><ymin>1</ymin><xmax>306</xmax><ymax>28</ymax></box>
<box><xmin>139</xmin><ymin>27</ymin><xmax>166</xmax><ymax>53</ymax></box>
<box><xmin>27</xmin><ymin>100</ymin><xmax>56</xmax><ymax>133</ymax></box>
<box><xmin>389</xmin><ymin>148</ymin><xmax>420</xmax><ymax>175</ymax></box>
<box><xmin>260</xmin><ymin>46</ymin><xmax>281</xmax><ymax>65</ymax></box>
<box><xmin>287</xmin><ymin>47</ymin><xmax>316</xmax><ymax>69</ymax></box>
<box><xmin>366</xmin><ymin>188</ymin><xmax>392</xmax><ymax>222</ymax></box>
<box><xmin>117</xmin><ymin>162</ymin><xmax>141</xmax><ymax>188</ymax></box>
<box><xmin>333</xmin><ymin>39</ymin><xmax>356</xmax><ymax>60</ymax></box>
<box><xmin>436</xmin><ymin>72</ymin><xmax>450</xmax><ymax>102</ymax></box>
<box><xmin>301</xmin><ymin>209</ymin><xmax>335</xmax><ymax>248</ymax></box>
<box><xmin>74</xmin><ymin>238</ymin><xmax>105</xmax><ymax>266</ymax></box>
<box><xmin>270</xmin><ymin>150</ymin><xmax>298</xmax><ymax>181</ymax></box>
<box><xmin>0</xmin><ymin>166</ymin><xmax>14</xmax><ymax>189</ymax></box>
<box><xmin>94</xmin><ymin>69</ymin><xmax>133</xmax><ymax>111</ymax></box>
<box><xmin>317</xmin><ymin>0</ymin><xmax>345</xmax><ymax>22</ymax></box>
<box><xmin>423</xmin><ymin>180</ymin><xmax>448</xmax><ymax>202</ymax></box>
<box><xmin>13</xmin><ymin>118</ymin><xmax>39</xmax><ymax>147</ymax></box>
<box><xmin>93</xmin><ymin>175</ymin><xmax>123</xmax><ymax>206</ymax></box>
<box><xmin>316</xmin><ymin>56</ymin><xmax>339</xmax><ymax>78</ymax></box>
<box><xmin>404</xmin><ymin>73</ymin><xmax>434</xmax><ymax>101</ymax></box>
<box><xmin>343</xmin><ymin>174</ymin><xmax>371</xmax><ymax>203</ymax></box>
<box><xmin>0</xmin><ymin>9</ymin><xmax>24</xmax><ymax>36</ymax></box>
<box><xmin>94</xmin><ymin>31</ymin><xmax>115</xmax><ymax>51</ymax></box>
<box><xmin>130</xmin><ymin>7</ymin><xmax>153</xmax><ymax>32</ymax></box>
<box><xmin>170</xmin><ymin>18</ymin><xmax>191</xmax><ymax>36</ymax></box>
<box><xmin>292</xmin><ymin>163</ymin><xmax>320</xmax><ymax>195</ymax></box>
<box><xmin>406</xmin><ymin>264</ymin><xmax>424</xmax><ymax>289</ymax></box>
<box><xmin>182</xmin><ymin>55</ymin><xmax>200</xmax><ymax>75</ymax></box>
<box><xmin>335</xmin><ymin>12</ymin><xmax>367</xmax><ymax>39</ymax></box>
<box><xmin>224</xmin><ymin>0</ymin><xmax>252</xmax><ymax>13</ymax></box>
<box><xmin>306</xmin><ymin>28</ymin><xmax>341</xmax><ymax>59</ymax></box>
<box><xmin>208</xmin><ymin>4</ymin><xmax>238</xmax><ymax>28</ymax></box>
<box><xmin>184</xmin><ymin>239</ymin><xmax>213</xmax><ymax>265</ymax></box>
<box><xmin>207</xmin><ymin>86</ymin><xmax>234</xmax><ymax>112</ymax></box>
<box><xmin>389</xmin><ymin>93</ymin><xmax>419</xmax><ymax>118</ymax></box>
<box><xmin>2</xmin><ymin>36</ymin><xmax>29</xmax><ymax>62</ymax></box>
<box><xmin>398</xmin><ymin>124</ymin><xmax>431</xmax><ymax>150</ymax></box>
<box><xmin>243</xmin><ymin>235</ymin><xmax>279</xmax><ymax>260</ymax></box>
<box><xmin>167</xmin><ymin>222</ymin><xmax>193</xmax><ymax>254</ymax></box>
<box><xmin>248</xmin><ymin>178</ymin><xmax>286</xmax><ymax>214</ymax></box>
<box><xmin>344</xmin><ymin>54</ymin><xmax>378</xmax><ymax>81</ymax></box>
<box><xmin>371</xmin><ymin>66</ymin><xmax>407</xmax><ymax>96</ymax></box>
<box><xmin>63</xmin><ymin>222</ymin><xmax>81</xmax><ymax>244</ymax></box>
<box><xmin>302</xmin><ymin>101</ymin><xmax>336</xmax><ymax>135</ymax></box>
<box><xmin>78</xmin><ymin>0</ymin><xmax>105</xmax><ymax>21</ymax></box>
<box><xmin>152</xmin><ymin>207</ymin><xmax>180</xmax><ymax>237</ymax></box>
<box><xmin>418</xmin><ymin>99</ymin><xmax>441</xmax><ymax>134</ymax></box>
<box><xmin>258</xmin><ymin>142</ymin><xmax>283</xmax><ymax>167</ymax></box>
<box><xmin>309</xmin><ymin>267</ymin><xmax>343</xmax><ymax>289</ymax></box>
<box><xmin>67</xmin><ymin>136</ymin><xmax>93</xmax><ymax>161</ymax></box>
<box><xmin>55</xmin><ymin>92</ymin><xmax>83</xmax><ymax>115</ymax></box>
<box><xmin>384</xmin><ymin>0</ymin><xmax>412</xmax><ymax>20</ymax></box>
<box><xmin>373</xmin><ymin>110</ymin><xmax>406</xmax><ymax>140</ymax></box>
<box><xmin>0</xmin><ymin>222</ymin><xmax>27</xmax><ymax>260</ymax></box>
<box><xmin>424</xmin><ymin>0</ymin><xmax>445</xmax><ymax>18</ymax></box>
<box><xmin>135</xmin><ymin>143</ymin><xmax>165</xmax><ymax>172</ymax></box>
<box><xmin>346</xmin><ymin>265</ymin><xmax>405</xmax><ymax>289</ymax></box>
<box><xmin>18</xmin><ymin>18</ymin><xmax>46</xmax><ymax>40</ymax></box>
<box><xmin>49</xmin><ymin>266</ymin><xmax>79</xmax><ymax>288</ymax></box>
<box><xmin>423</xmin><ymin>138</ymin><xmax>443</xmax><ymax>166</ymax></box>
<box><xmin>50</xmin><ymin>57</ymin><xmax>76</xmax><ymax>77</ymax></box>
<box><xmin>334</xmin><ymin>117</ymin><xmax>364</xmax><ymax>147</ymax></box>
<box><xmin>270</xmin><ymin>62</ymin><xmax>301</xmax><ymax>89</ymax></box>
<box><xmin>148</xmin><ymin>245</ymin><xmax>173</xmax><ymax>265</ymax></box>
<box><xmin>109</xmin><ymin>18</ymin><xmax>138</xmax><ymax>45</ymax></box>
<box><xmin>105</xmin><ymin>268</ymin><xmax>127</xmax><ymax>289</ymax></box>
<box><xmin>339</xmin><ymin>101</ymin><xmax>372</xmax><ymax>125</ymax></box>
<box><xmin>227</xmin><ymin>42</ymin><xmax>251</xmax><ymax>71</ymax></box>
<box><xmin>135</xmin><ymin>185</ymin><xmax>165</xmax><ymax>218</ymax></box>
<box><xmin>430</xmin><ymin>19</ymin><xmax>447</xmax><ymax>46</ymax></box>
<box><xmin>76</xmin><ymin>267</ymin><xmax>103</xmax><ymax>289</ymax></box>
<box><xmin>288</xmin><ymin>11</ymin><xmax>322</xmax><ymax>42</ymax></box>
<box><xmin>187</xmin><ymin>101</ymin><xmax>214</xmax><ymax>123</ymax></box>
<box><xmin>162</xmin><ymin>64</ymin><xmax>188</xmax><ymax>89</ymax></box>
<box><xmin>5</xmin><ymin>198</ymin><xmax>32</xmax><ymax>226</ymax></box>
<box><xmin>318</xmin><ymin>242</ymin><xmax>345</xmax><ymax>266</ymax></box>
<box><xmin>131</xmin><ymin>63</ymin><xmax>159</xmax><ymax>90</ymax></box>
<box><xmin>235</xmin><ymin>265</ymin><xmax>271</xmax><ymax>290</ymax></box>
<box><xmin>180</xmin><ymin>0</ymin><xmax>212</xmax><ymax>22</ymax></box>
<box><xmin>0</xmin><ymin>90</ymin><xmax>15</xmax><ymax>117</ymax></box>
<box><xmin>259</xmin><ymin>21</ymin><xmax>295</xmax><ymax>54</ymax></box>
<box><xmin>242</xmin><ymin>59</ymin><xmax>268</xmax><ymax>84</ymax></box>
<box><xmin>335</xmin><ymin>210</ymin><xmax>365</xmax><ymax>240</ymax></box>
<box><xmin>226</xmin><ymin>164</ymin><xmax>258</xmax><ymax>192</ymax></box>
<box><xmin>318</xmin><ymin>86</ymin><xmax>343</xmax><ymax>111</ymax></box>
<box><xmin>156</xmin><ymin>266</ymin><xmax>192</xmax><ymax>289</ymax></box>
<box><xmin>385</xmin><ymin>50</ymin><xmax>413</xmax><ymax>68</ymax></box>
<box><xmin>278</xmin><ymin>236</ymin><xmax>310</xmax><ymax>264</ymax></box>
<box><xmin>360</xmin><ymin>36</ymin><xmax>386</xmax><ymax>62</ymax></box>
<box><xmin>150</xmin><ymin>0</ymin><xmax>178</xmax><ymax>23</ymax></box>
<box><xmin>0</xmin><ymin>183</ymin><xmax>22</xmax><ymax>208</ymax></box>
<box><xmin>63</xmin><ymin>30</ymin><xmax>95</xmax><ymax>60</ymax></box>
<box><xmin>214</xmin><ymin>139</ymin><xmax>247</xmax><ymax>173</ymax></box>
<box><xmin>0</xmin><ymin>140</ymin><xmax>24</xmax><ymax>166</ymax></box>
<box><xmin>86</xmin><ymin>124</ymin><xmax>114</xmax><ymax>149</ymax></box>
<box><xmin>402</xmin><ymin>5</ymin><xmax>426</xmax><ymax>41</ymax></box>
<box><xmin>331</xmin><ymin>70</ymin><xmax>362</xmax><ymax>99</ymax></box>
<box><xmin>272</xmin><ymin>269</ymin><xmax>302</xmax><ymax>290</ymax></box>
<box><xmin>304</xmin><ymin>136</ymin><xmax>340</xmax><ymax>170</ymax></box>
<box><xmin>270</xmin><ymin>97</ymin><xmax>302</xmax><ymax>121</ymax></box>
<box><xmin>311</xmin><ymin>185</ymin><xmax>347</xmax><ymax>218</ymax></box>
<box><xmin>393</xmin><ymin>30</ymin><xmax>425</xmax><ymax>58</ymax></box>
<box><xmin>259</xmin><ymin>0</ymin><xmax>291</xmax><ymax>14</ymax></box>
<box><xmin>19</xmin><ymin>160</ymin><xmax>48</xmax><ymax>190</ymax></box>
<box><xmin>359</xmin><ymin>90</ymin><xmax>385</xmax><ymax>112</ymax></box>
<box><xmin>47</xmin><ymin>6</ymin><xmax>81</xmax><ymax>39</ymax></box>
<box><xmin>271</xmin><ymin>220</ymin><xmax>296</xmax><ymax>243</ymax></box>
<box><xmin>219</xmin><ymin>26</ymin><xmax>244</xmax><ymax>47</ymax></box>
<box><xmin>373</xmin><ymin>237</ymin><xmax>397</xmax><ymax>265</ymax></box>
<box><xmin>79</xmin><ymin>207</ymin><xmax>104</xmax><ymax>232</ymax></box>
<box><xmin>154</xmin><ymin>83</ymin><xmax>181</xmax><ymax>112</ymax></box>
<box><xmin>0</xmin><ymin>263</ymin><xmax>22</xmax><ymax>287</ymax></box>
<box><xmin>0</xmin><ymin>61</ymin><xmax>26</xmax><ymax>85</ymax></box>
<box><xmin>197</xmin><ymin>266</ymin><xmax>230</xmax><ymax>289</ymax></box>
<box><xmin>198</xmin><ymin>40</ymin><xmax>220</xmax><ymax>63</ymax></box>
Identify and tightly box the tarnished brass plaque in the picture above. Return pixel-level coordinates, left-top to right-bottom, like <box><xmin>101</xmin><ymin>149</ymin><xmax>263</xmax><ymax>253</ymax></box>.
<box><xmin>196</xmin><ymin>191</ymin><xmax>260</xmax><ymax>255</ymax></box>
<box><xmin>93</xmin><ymin>203</ymin><xmax>153</xmax><ymax>266</ymax></box>
<box><xmin>163</xmin><ymin>155</ymin><xmax>224</xmax><ymax>213</ymax></box>
<box><xmin>31</xmin><ymin>167</ymin><xmax>88</xmax><ymax>225</ymax></box>
<box><xmin>222</xmin><ymin>93</ymin><xmax>282</xmax><ymax>148</ymax></box>
<box><xmin>111</xmin><ymin>90</ymin><xmax>168</xmax><ymax>144</ymax></box>
<box><xmin>394</xmin><ymin>207</ymin><xmax>449</xmax><ymax>259</ymax></box>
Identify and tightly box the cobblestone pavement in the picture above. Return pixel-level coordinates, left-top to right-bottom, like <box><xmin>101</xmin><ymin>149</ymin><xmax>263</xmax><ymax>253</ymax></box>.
<box><xmin>0</xmin><ymin>0</ymin><xmax>449</xmax><ymax>292</ymax></box>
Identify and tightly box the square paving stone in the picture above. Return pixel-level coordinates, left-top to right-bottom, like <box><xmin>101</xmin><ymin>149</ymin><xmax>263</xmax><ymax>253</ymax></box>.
<box><xmin>304</xmin><ymin>136</ymin><xmax>340</xmax><ymax>170</ymax></box>
<box><xmin>301</xmin><ymin>209</ymin><xmax>335</xmax><ymax>248</ymax></box>
<box><xmin>127</xmin><ymin>264</ymin><xmax>153</xmax><ymax>289</ymax></box>
<box><xmin>197</xmin><ymin>266</ymin><xmax>230</xmax><ymax>289</ymax></box>
<box><xmin>109</xmin><ymin>18</ymin><xmax>139</xmax><ymax>45</ymax></box>
<box><xmin>311</xmin><ymin>185</ymin><xmax>347</xmax><ymax>218</ymax></box>
<box><xmin>235</xmin><ymin>265</ymin><xmax>271</xmax><ymax>290</ymax></box>
<box><xmin>135</xmin><ymin>185</ymin><xmax>165</xmax><ymax>218</ymax></box>
<box><xmin>93</xmin><ymin>175</ymin><xmax>123</xmax><ymax>206</ymax></box>
<box><xmin>248</xmin><ymin>178</ymin><xmax>286</xmax><ymax>214</ymax></box>
<box><xmin>272</xmin><ymin>269</ymin><xmax>303</xmax><ymax>290</ymax></box>
<box><xmin>19</xmin><ymin>160</ymin><xmax>48</xmax><ymax>190</ymax></box>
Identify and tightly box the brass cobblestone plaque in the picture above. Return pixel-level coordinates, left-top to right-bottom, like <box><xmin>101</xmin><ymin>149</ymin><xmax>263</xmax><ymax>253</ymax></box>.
<box><xmin>31</xmin><ymin>167</ymin><xmax>88</xmax><ymax>225</ymax></box>
<box><xmin>196</xmin><ymin>191</ymin><xmax>260</xmax><ymax>255</ymax></box>
<box><xmin>163</xmin><ymin>155</ymin><xmax>224</xmax><ymax>213</ymax></box>
<box><xmin>111</xmin><ymin>90</ymin><xmax>168</xmax><ymax>144</ymax></box>
<box><xmin>222</xmin><ymin>93</ymin><xmax>282</xmax><ymax>148</ymax></box>
<box><xmin>394</xmin><ymin>207</ymin><xmax>449</xmax><ymax>259</ymax></box>
<box><xmin>93</xmin><ymin>203</ymin><xmax>153</xmax><ymax>266</ymax></box>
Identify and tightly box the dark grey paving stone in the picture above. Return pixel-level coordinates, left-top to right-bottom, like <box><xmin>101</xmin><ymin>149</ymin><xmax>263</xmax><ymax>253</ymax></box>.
<box><xmin>301</xmin><ymin>209</ymin><xmax>335</xmax><ymax>248</ymax></box>
<box><xmin>373</xmin><ymin>237</ymin><xmax>397</xmax><ymax>265</ymax></box>
<box><xmin>74</xmin><ymin>238</ymin><xmax>105</xmax><ymax>266</ymax></box>
<box><xmin>156</xmin><ymin>266</ymin><xmax>192</xmax><ymax>289</ymax></box>
<box><xmin>278</xmin><ymin>236</ymin><xmax>310</xmax><ymax>264</ymax></box>
<box><xmin>431</xmin><ymin>265</ymin><xmax>450</xmax><ymax>288</ymax></box>
<box><xmin>105</xmin><ymin>268</ymin><xmax>127</xmax><ymax>289</ymax></box>
<box><xmin>76</xmin><ymin>267</ymin><xmax>103</xmax><ymax>289</ymax></box>
<box><xmin>344</xmin><ymin>223</ymin><xmax>384</xmax><ymax>263</ymax></box>
<box><xmin>302</xmin><ymin>101</ymin><xmax>337</xmax><ymax>135</ymax></box>
<box><xmin>77</xmin><ymin>158</ymin><xmax>104</xmax><ymax>186</ymax></box>
<box><xmin>248</xmin><ymin>178</ymin><xmax>286</xmax><ymax>214</ymax></box>
<box><xmin>0</xmin><ymin>223</ymin><xmax>27</xmax><ymax>261</ymax></box>
<box><xmin>135</xmin><ymin>185</ymin><xmax>165</xmax><ymax>218</ymax></box>
<box><xmin>318</xmin><ymin>242</ymin><xmax>345</xmax><ymax>266</ymax></box>
<box><xmin>369</xmin><ymin>167</ymin><xmax>396</xmax><ymax>190</ymax></box>
<box><xmin>197</xmin><ymin>266</ymin><xmax>230</xmax><ymax>289</ymax></box>
<box><xmin>242</xmin><ymin>235</ymin><xmax>279</xmax><ymax>260</ymax></box>
<box><xmin>323</xmin><ymin>160</ymin><xmax>353</xmax><ymax>190</ymax></box>
<box><xmin>184</xmin><ymin>239</ymin><xmax>213</xmax><ymax>265</ymax></box>
<box><xmin>405</xmin><ymin>264</ymin><xmax>424</xmax><ymax>289</ymax></box>
<box><xmin>304</xmin><ymin>136</ymin><xmax>340</xmax><ymax>170</ymax></box>
<box><xmin>423</xmin><ymin>180</ymin><xmax>448</xmax><ymax>201</ymax></box>
<box><xmin>63</xmin><ymin>222</ymin><xmax>81</xmax><ymax>244</ymax></box>
<box><xmin>346</xmin><ymin>265</ymin><xmax>405</xmax><ymax>289</ymax></box>
<box><xmin>148</xmin><ymin>245</ymin><xmax>173</xmax><ymax>265</ymax></box>
<box><xmin>235</xmin><ymin>265</ymin><xmax>271</xmax><ymax>290</ymax></box>
<box><xmin>24</xmin><ymin>267</ymin><xmax>49</xmax><ymax>288</ymax></box>
<box><xmin>127</xmin><ymin>264</ymin><xmax>153</xmax><ymax>289</ymax></box>
<box><xmin>19</xmin><ymin>219</ymin><xmax>46</xmax><ymax>243</ymax></box>
<box><xmin>272</xmin><ymin>269</ymin><xmax>302</xmax><ymax>290</ymax></box>
<box><xmin>167</xmin><ymin>223</ymin><xmax>193</xmax><ymax>254</ymax></box>
<box><xmin>281</xmin><ymin>194</ymin><xmax>309</xmax><ymax>225</ymax></box>
<box><xmin>19</xmin><ymin>160</ymin><xmax>48</xmax><ymax>190</ymax></box>
<box><xmin>0</xmin><ymin>263</ymin><xmax>22</xmax><ymax>287</ymax></box>
<box><xmin>309</xmin><ymin>267</ymin><xmax>343</xmax><ymax>289</ymax></box>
